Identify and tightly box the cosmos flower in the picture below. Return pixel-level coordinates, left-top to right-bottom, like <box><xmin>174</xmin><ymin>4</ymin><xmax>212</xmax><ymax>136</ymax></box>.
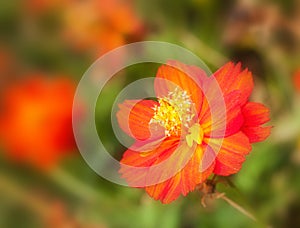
<box><xmin>0</xmin><ymin>76</ymin><xmax>77</xmax><ymax>169</ymax></box>
<box><xmin>117</xmin><ymin>60</ymin><xmax>271</xmax><ymax>204</ymax></box>
<box><xmin>62</xmin><ymin>0</ymin><xmax>144</xmax><ymax>56</ymax></box>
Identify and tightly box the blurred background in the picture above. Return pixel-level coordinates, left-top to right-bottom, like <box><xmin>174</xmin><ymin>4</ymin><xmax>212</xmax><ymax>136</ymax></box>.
<box><xmin>0</xmin><ymin>0</ymin><xmax>300</xmax><ymax>227</ymax></box>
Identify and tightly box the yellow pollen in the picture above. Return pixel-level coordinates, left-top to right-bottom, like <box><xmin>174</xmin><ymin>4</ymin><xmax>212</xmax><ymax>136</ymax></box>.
<box><xmin>150</xmin><ymin>87</ymin><xmax>195</xmax><ymax>137</ymax></box>
<box><xmin>151</xmin><ymin>98</ymin><xmax>182</xmax><ymax>136</ymax></box>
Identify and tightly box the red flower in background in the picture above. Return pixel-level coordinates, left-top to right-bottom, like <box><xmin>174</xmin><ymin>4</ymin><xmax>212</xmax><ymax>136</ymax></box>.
<box><xmin>0</xmin><ymin>76</ymin><xmax>77</xmax><ymax>169</ymax></box>
<box><xmin>22</xmin><ymin>0</ymin><xmax>145</xmax><ymax>57</ymax></box>
<box><xmin>117</xmin><ymin>61</ymin><xmax>271</xmax><ymax>204</ymax></box>
<box><xmin>62</xmin><ymin>0</ymin><xmax>145</xmax><ymax>55</ymax></box>
<box><xmin>293</xmin><ymin>69</ymin><xmax>300</xmax><ymax>92</ymax></box>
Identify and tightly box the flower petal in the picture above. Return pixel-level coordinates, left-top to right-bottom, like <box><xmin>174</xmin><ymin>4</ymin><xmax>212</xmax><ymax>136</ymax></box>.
<box><xmin>242</xmin><ymin>102</ymin><xmax>270</xmax><ymax>125</ymax></box>
<box><xmin>117</xmin><ymin>99</ymin><xmax>163</xmax><ymax>140</ymax></box>
<box><xmin>201</xmin><ymin>91</ymin><xmax>244</xmax><ymax>138</ymax></box>
<box><xmin>145</xmin><ymin>145</ymin><xmax>214</xmax><ymax>204</ymax></box>
<box><xmin>208</xmin><ymin>131</ymin><xmax>252</xmax><ymax>176</ymax></box>
<box><xmin>242</xmin><ymin>126</ymin><xmax>272</xmax><ymax>143</ymax></box>
<box><xmin>120</xmin><ymin>136</ymin><xmax>181</xmax><ymax>187</ymax></box>
<box><xmin>154</xmin><ymin>60</ymin><xmax>205</xmax><ymax>113</ymax></box>
<box><xmin>214</xmin><ymin>62</ymin><xmax>253</xmax><ymax>106</ymax></box>
<box><xmin>120</xmin><ymin>137</ymin><xmax>215</xmax><ymax>203</ymax></box>
<box><xmin>241</xmin><ymin>102</ymin><xmax>271</xmax><ymax>143</ymax></box>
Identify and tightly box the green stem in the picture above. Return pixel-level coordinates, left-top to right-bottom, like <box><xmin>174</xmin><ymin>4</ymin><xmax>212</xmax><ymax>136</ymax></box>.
<box><xmin>219</xmin><ymin>194</ymin><xmax>257</xmax><ymax>222</ymax></box>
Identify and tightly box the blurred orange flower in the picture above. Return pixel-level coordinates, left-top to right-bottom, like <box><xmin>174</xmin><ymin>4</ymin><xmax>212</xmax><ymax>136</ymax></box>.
<box><xmin>62</xmin><ymin>0</ymin><xmax>145</xmax><ymax>55</ymax></box>
<box><xmin>293</xmin><ymin>69</ymin><xmax>300</xmax><ymax>92</ymax></box>
<box><xmin>117</xmin><ymin>61</ymin><xmax>271</xmax><ymax>203</ymax></box>
<box><xmin>0</xmin><ymin>76</ymin><xmax>77</xmax><ymax>169</ymax></box>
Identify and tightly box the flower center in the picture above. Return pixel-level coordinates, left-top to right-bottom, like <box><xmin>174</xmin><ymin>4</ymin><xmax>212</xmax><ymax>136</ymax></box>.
<box><xmin>150</xmin><ymin>87</ymin><xmax>195</xmax><ymax>137</ymax></box>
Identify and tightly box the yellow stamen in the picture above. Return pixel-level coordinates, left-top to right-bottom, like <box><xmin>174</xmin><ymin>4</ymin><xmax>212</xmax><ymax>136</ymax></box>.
<box><xmin>151</xmin><ymin>98</ymin><xmax>182</xmax><ymax>136</ymax></box>
<box><xmin>150</xmin><ymin>87</ymin><xmax>195</xmax><ymax>137</ymax></box>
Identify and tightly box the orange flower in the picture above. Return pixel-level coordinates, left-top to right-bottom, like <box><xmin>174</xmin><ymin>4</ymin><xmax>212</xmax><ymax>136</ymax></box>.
<box><xmin>62</xmin><ymin>0</ymin><xmax>144</xmax><ymax>55</ymax></box>
<box><xmin>117</xmin><ymin>61</ymin><xmax>271</xmax><ymax>203</ymax></box>
<box><xmin>293</xmin><ymin>69</ymin><xmax>300</xmax><ymax>92</ymax></box>
<box><xmin>0</xmin><ymin>76</ymin><xmax>77</xmax><ymax>169</ymax></box>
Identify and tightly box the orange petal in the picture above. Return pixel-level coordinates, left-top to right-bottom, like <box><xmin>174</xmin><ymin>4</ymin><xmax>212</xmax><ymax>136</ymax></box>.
<box><xmin>241</xmin><ymin>102</ymin><xmax>271</xmax><ymax>143</ymax></box>
<box><xmin>145</xmin><ymin>145</ymin><xmax>214</xmax><ymax>204</ymax></box>
<box><xmin>120</xmin><ymin>138</ymin><xmax>215</xmax><ymax>203</ymax></box>
<box><xmin>154</xmin><ymin>60</ymin><xmax>205</xmax><ymax>113</ymax></box>
<box><xmin>208</xmin><ymin>131</ymin><xmax>252</xmax><ymax>176</ymax></box>
<box><xmin>117</xmin><ymin>99</ymin><xmax>163</xmax><ymax>141</ymax></box>
<box><xmin>242</xmin><ymin>126</ymin><xmax>272</xmax><ymax>143</ymax></box>
<box><xmin>120</xmin><ymin>136</ymin><xmax>180</xmax><ymax>187</ymax></box>
<box><xmin>242</xmin><ymin>102</ymin><xmax>270</xmax><ymax>125</ymax></box>
<box><xmin>214</xmin><ymin>62</ymin><xmax>253</xmax><ymax>106</ymax></box>
<box><xmin>201</xmin><ymin>91</ymin><xmax>244</xmax><ymax>138</ymax></box>
<box><xmin>120</xmin><ymin>137</ymin><xmax>179</xmax><ymax>167</ymax></box>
